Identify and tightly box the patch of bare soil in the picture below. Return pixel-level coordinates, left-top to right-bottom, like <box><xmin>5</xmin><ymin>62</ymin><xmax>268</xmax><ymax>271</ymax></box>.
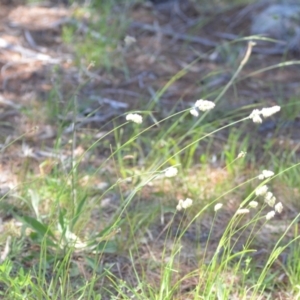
<box><xmin>0</xmin><ymin>0</ymin><xmax>299</xmax><ymax>297</ymax></box>
<box><xmin>0</xmin><ymin>3</ymin><xmax>71</xmax><ymax>196</ymax></box>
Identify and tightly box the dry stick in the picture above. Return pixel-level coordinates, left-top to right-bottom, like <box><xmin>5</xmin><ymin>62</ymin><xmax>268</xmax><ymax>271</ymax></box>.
<box><xmin>0</xmin><ymin>37</ymin><xmax>60</xmax><ymax>63</ymax></box>
<box><xmin>0</xmin><ymin>95</ymin><xmax>22</xmax><ymax>109</ymax></box>
<box><xmin>0</xmin><ymin>236</ymin><xmax>11</xmax><ymax>263</ymax></box>
<box><xmin>90</xmin><ymin>95</ymin><xmax>129</xmax><ymax>109</ymax></box>
<box><xmin>214</xmin><ymin>32</ymin><xmax>288</xmax><ymax>55</ymax></box>
<box><xmin>241</xmin><ymin>41</ymin><xmax>256</xmax><ymax>66</ymax></box>
<box><xmin>214</xmin><ymin>41</ymin><xmax>255</xmax><ymax>105</ymax></box>
<box><xmin>63</xmin><ymin>112</ymin><xmax>118</xmax><ymax>134</ymax></box>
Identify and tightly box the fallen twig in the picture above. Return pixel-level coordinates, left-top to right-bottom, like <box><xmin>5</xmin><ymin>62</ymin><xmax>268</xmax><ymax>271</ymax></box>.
<box><xmin>0</xmin><ymin>37</ymin><xmax>61</xmax><ymax>63</ymax></box>
<box><xmin>89</xmin><ymin>95</ymin><xmax>129</xmax><ymax>109</ymax></box>
<box><xmin>0</xmin><ymin>95</ymin><xmax>22</xmax><ymax>110</ymax></box>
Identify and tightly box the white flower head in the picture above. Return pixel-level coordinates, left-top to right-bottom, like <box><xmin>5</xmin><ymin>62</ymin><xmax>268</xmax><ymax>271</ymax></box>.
<box><xmin>194</xmin><ymin>99</ymin><xmax>215</xmax><ymax>111</ymax></box>
<box><xmin>176</xmin><ymin>198</ymin><xmax>193</xmax><ymax>211</ymax></box>
<box><xmin>249</xmin><ymin>109</ymin><xmax>263</xmax><ymax>123</ymax></box>
<box><xmin>257</xmin><ymin>174</ymin><xmax>264</xmax><ymax>181</ymax></box>
<box><xmin>249</xmin><ymin>106</ymin><xmax>280</xmax><ymax>124</ymax></box>
<box><xmin>255</xmin><ymin>185</ymin><xmax>268</xmax><ymax>197</ymax></box>
<box><xmin>124</xmin><ymin>35</ymin><xmax>136</xmax><ymax>46</ymax></box>
<box><xmin>214</xmin><ymin>203</ymin><xmax>223</xmax><ymax>212</ymax></box>
<box><xmin>126</xmin><ymin>113</ymin><xmax>143</xmax><ymax>124</ymax></box>
<box><xmin>164</xmin><ymin>167</ymin><xmax>178</xmax><ymax>178</ymax></box>
<box><xmin>258</xmin><ymin>170</ymin><xmax>274</xmax><ymax>180</ymax></box>
<box><xmin>264</xmin><ymin>192</ymin><xmax>276</xmax><ymax>207</ymax></box>
<box><xmin>176</xmin><ymin>200</ymin><xmax>184</xmax><ymax>211</ymax></box>
<box><xmin>275</xmin><ymin>202</ymin><xmax>283</xmax><ymax>214</ymax></box>
<box><xmin>181</xmin><ymin>198</ymin><xmax>193</xmax><ymax>209</ymax></box>
<box><xmin>236</xmin><ymin>208</ymin><xmax>250</xmax><ymax>215</ymax></box>
<box><xmin>237</xmin><ymin>151</ymin><xmax>247</xmax><ymax>159</ymax></box>
<box><xmin>260</xmin><ymin>106</ymin><xmax>281</xmax><ymax>118</ymax></box>
<box><xmin>266</xmin><ymin>210</ymin><xmax>275</xmax><ymax>220</ymax></box>
<box><xmin>249</xmin><ymin>201</ymin><xmax>258</xmax><ymax>208</ymax></box>
<box><xmin>190</xmin><ymin>108</ymin><xmax>199</xmax><ymax>117</ymax></box>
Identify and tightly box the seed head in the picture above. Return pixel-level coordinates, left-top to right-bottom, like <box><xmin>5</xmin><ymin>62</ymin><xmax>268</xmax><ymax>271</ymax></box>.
<box><xmin>258</xmin><ymin>170</ymin><xmax>274</xmax><ymax>180</ymax></box>
<box><xmin>126</xmin><ymin>113</ymin><xmax>143</xmax><ymax>124</ymax></box>
<box><xmin>176</xmin><ymin>198</ymin><xmax>193</xmax><ymax>211</ymax></box>
<box><xmin>214</xmin><ymin>203</ymin><xmax>223</xmax><ymax>212</ymax></box>
<box><xmin>237</xmin><ymin>151</ymin><xmax>247</xmax><ymax>159</ymax></box>
<box><xmin>124</xmin><ymin>35</ymin><xmax>136</xmax><ymax>46</ymax></box>
<box><xmin>176</xmin><ymin>200</ymin><xmax>184</xmax><ymax>211</ymax></box>
<box><xmin>181</xmin><ymin>198</ymin><xmax>193</xmax><ymax>209</ymax></box>
<box><xmin>266</xmin><ymin>210</ymin><xmax>275</xmax><ymax>220</ymax></box>
<box><xmin>249</xmin><ymin>109</ymin><xmax>263</xmax><ymax>123</ymax></box>
<box><xmin>194</xmin><ymin>99</ymin><xmax>215</xmax><ymax>111</ymax></box>
<box><xmin>249</xmin><ymin>201</ymin><xmax>258</xmax><ymax>208</ymax></box>
<box><xmin>260</xmin><ymin>106</ymin><xmax>281</xmax><ymax>118</ymax></box>
<box><xmin>264</xmin><ymin>192</ymin><xmax>276</xmax><ymax>207</ymax></box>
<box><xmin>275</xmin><ymin>202</ymin><xmax>283</xmax><ymax>214</ymax></box>
<box><xmin>164</xmin><ymin>167</ymin><xmax>178</xmax><ymax>178</ymax></box>
<box><xmin>190</xmin><ymin>108</ymin><xmax>199</xmax><ymax>117</ymax></box>
<box><xmin>236</xmin><ymin>208</ymin><xmax>250</xmax><ymax>215</ymax></box>
<box><xmin>255</xmin><ymin>185</ymin><xmax>268</xmax><ymax>196</ymax></box>
<box><xmin>249</xmin><ymin>106</ymin><xmax>280</xmax><ymax>124</ymax></box>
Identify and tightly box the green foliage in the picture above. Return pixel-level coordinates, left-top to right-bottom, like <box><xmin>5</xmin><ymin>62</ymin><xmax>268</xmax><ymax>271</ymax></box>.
<box><xmin>62</xmin><ymin>2</ymin><xmax>130</xmax><ymax>69</ymax></box>
<box><xmin>0</xmin><ymin>260</ymin><xmax>33</xmax><ymax>299</ymax></box>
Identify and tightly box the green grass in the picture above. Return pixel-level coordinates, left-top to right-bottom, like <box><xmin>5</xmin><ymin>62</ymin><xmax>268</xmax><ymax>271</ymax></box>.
<box><xmin>1</xmin><ymin>0</ymin><xmax>300</xmax><ymax>299</ymax></box>
<box><xmin>62</xmin><ymin>0</ymin><xmax>133</xmax><ymax>70</ymax></box>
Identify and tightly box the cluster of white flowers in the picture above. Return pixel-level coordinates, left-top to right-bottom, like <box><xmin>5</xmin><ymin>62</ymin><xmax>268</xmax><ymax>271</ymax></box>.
<box><xmin>248</xmin><ymin>106</ymin><xmax>280</xmax><ymax>123</ymax></box>
<box><xmin>164</xmin><ymin>167</ymin><xmax>178</xmax><ymax>178</ymax></box>
<box><xmin>126</xmin><ymin>113</ymin><xmax>143</xmax><ymax>124</ymax></box>
<box><xmin>265</xmin><ymin>202</ymin><xmax>283</xmax><ymax>220</ymax></box>
<box><xmin>258</xmin><ymin>170</ymin><xmax>274</xmax><ymax>180</ymax></box>
<box><xmin>176</xmin><ymin>198</ymin><xmax>193</xmax><ymax>211</ymax></box>
<box><xmin>125</xmin><ymin>102</ymin><xmax>282</xmax><ymax>223</ymax></box>
<box><xmin>253</xmin><ymin>183</ymin><xmax>283</xmax><ymax>220</ymax></box>
<box><xmin>190</xmin><ymin>99</ymin><xmax>215</xmax><ymax>117</ymax></box>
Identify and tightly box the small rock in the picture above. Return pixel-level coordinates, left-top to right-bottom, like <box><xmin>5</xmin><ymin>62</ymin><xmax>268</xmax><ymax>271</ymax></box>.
<box><xmin>251</xmin><ymin>3</ymin><xmax>300</xmax><ymax>51</ymax></box>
